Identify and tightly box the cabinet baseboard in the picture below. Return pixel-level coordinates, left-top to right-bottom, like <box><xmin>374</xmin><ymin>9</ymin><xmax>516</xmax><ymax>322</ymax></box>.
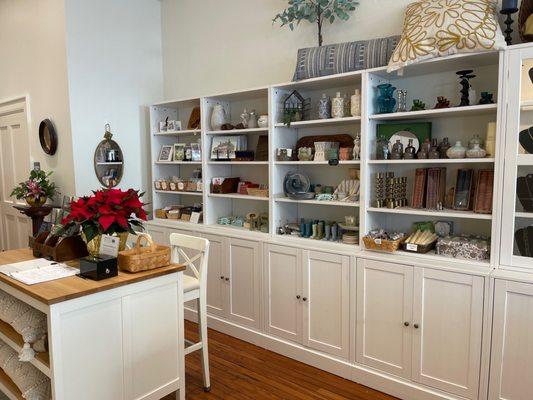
<box><xmin>184</xmin><ymin>308</ymin><xmax>461</xmax><ymax>400</ymax></box>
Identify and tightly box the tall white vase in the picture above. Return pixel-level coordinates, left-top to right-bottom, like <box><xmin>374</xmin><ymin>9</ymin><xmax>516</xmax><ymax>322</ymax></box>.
<box><xmin>210</xmin><ymin>104</ymin><xmax>226</xmax><ymax>130</ymax></box>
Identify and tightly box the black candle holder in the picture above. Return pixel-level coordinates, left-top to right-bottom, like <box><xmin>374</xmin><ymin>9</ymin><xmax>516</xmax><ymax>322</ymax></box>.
<box><xmin>500</xmin><ymin>7</ymin><xmax>519</xmax><ymax>46</ymax></box>
<box><xmin>456</xmin><ymin>70</ymin><xmax>475</xmax><ymax>107</ymax></box>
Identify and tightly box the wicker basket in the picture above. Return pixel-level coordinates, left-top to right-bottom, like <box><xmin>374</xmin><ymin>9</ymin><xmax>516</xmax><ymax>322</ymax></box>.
<box><xmin>118</xmin><ymin>233</ymin><xmax>171</xmax><ymax>273</ymax></box>
<box><xmin>247</xmin><ymin>187</ymin><xmax>269</xmax><ymax>197</ymax></box>
<box><xmin>362</xmin><ymin>236</ymin><xmax>404</xmax><ymax>252</ymax></box>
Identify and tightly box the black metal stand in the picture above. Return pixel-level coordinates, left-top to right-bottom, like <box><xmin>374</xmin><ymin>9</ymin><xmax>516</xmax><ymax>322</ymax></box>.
<box><xmin>501</xmin><ymin>8</ymin><xmax>518</xmax><ymax>46</ymax></box>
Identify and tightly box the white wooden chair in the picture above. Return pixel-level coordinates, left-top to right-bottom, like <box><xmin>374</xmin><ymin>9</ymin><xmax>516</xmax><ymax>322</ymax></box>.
<box><xmin>169</xmin><ymin>233</ymin><xmax>211</xmax><ymax>392</ymax></box>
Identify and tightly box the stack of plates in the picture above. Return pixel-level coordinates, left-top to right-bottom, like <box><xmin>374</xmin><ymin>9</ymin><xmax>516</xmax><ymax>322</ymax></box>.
<box><xmin>342</xmin><ymin>232</ymin><xmax>358</xmax><ymax>245</ymax></box>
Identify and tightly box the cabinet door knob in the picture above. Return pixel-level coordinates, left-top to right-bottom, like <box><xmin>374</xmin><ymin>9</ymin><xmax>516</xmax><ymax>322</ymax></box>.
<box><xmin>296</xmin><ymin>295</ymin><xmax>301</xmax><ymax>299</ymax></box>
<box><xmin>220</xmin><ymin>276</ymin><xmax>224</xmax><ymax>280</ymax></box>
<box><xmin>302</xmin><ymin>297</ymin><xmax>307</xmax><ymax>301</ymax></box>
<box><xmin>225</xmin><ymin>277</ymin><xmax>230</xmax><ymax>281</ymax></box>
<box><xmin>404</xmin><ymin>321</ymin><xmax>410</xmax><ymax>327</ymax></box>
<box><xmin>414</xmin><ymin>324</ymin><xmax>419</xmax><ymax>329</ymax></box>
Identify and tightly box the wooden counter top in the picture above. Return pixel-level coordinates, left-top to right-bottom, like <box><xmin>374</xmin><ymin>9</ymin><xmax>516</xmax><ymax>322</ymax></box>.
<box><xmin>0</xmin><ymin>249</ymin><xmax>185</xmax><ymax>306</ymax></box>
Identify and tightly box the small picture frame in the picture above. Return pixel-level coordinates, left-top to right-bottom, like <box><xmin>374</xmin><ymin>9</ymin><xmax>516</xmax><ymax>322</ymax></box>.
<box><xmin>190</xmin><ymin>211</ymin><xmax>202</xmax><ymax>224</ymax></box>
<box><xmin>191</xmin><ymin>143</ymin><xmax>201</xmax><ymax>161</ymax></box>
<box><xmin>173</xmin><ymin>143</ymin><xmax>186</xmax><ymax>161</ymax></box>
<box><xmin>167</xmin><ymin>120</ymin><xmax>182</xmax><ymax>132</ymax></box>
<box><xmin>158</xmin><ymin>145</ymin><xmax>173</xmax><ymax>162</ymax></box>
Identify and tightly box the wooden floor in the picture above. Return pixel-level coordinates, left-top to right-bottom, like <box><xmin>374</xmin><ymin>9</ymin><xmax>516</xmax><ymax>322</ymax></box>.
<box><xmin>163</xmin><ymin>320</ymin><xmax>398</xmax><ymax>400</ymax></box>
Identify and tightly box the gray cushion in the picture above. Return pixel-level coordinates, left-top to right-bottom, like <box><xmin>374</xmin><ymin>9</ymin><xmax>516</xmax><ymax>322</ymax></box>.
<box><xmin>293</xmin><ymin>36</ymin><xmax>401</xmax><ymax>81</ymax></box>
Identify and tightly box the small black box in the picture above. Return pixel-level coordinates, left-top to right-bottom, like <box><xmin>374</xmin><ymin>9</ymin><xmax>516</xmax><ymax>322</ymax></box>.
<box><xmin>79</xmin><ymin>255</ymin><xmax>118</xmax><ymax>281</ymax></box>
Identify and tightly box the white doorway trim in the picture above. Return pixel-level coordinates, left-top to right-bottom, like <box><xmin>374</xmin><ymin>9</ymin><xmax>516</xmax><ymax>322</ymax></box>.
<box><xmin>0</xmin><ymin>95</ymin><xmax>32</xmax><ymax>251</ymax></box>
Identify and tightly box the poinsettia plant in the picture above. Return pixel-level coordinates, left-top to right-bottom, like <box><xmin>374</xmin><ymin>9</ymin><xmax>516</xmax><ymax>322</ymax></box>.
<box><xmin>61</xmin><ymin>188</ymin><xmax>147</xmax><ymax>243</ymax></box>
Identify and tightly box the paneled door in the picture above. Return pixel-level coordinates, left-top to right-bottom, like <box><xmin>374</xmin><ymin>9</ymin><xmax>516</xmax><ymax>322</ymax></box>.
<box><xmin>0</xmin><ymin>98</ymin><xmax>31</xmax><ymax>251</ymax></box>
<box><xmin>226</xmin><ymin>238</ymin><xmax>261</xmax><ymax>329</ymax></box>
<box><xmin>302</xmin><ymin>251</ymin><xmax>350</xmax><ymax>359</ymax></box>
<box><xmin>264</xmin><ymin>244</ymin><xmax>302</xmax><ymax>343</ymax></box>
<box><xmin>201</xmin><ymin>233</ymin><xmax>227</xmax><ymax>318</ymax></box>
<box><xmin>412</xmin><ymin>268</ymin><xmax>484</xmax><ymax>399</ymax></box>
<box><xmin>489</xmin><ymin>279</ymin><xmax>533</xmax><ymax>400</ymax></box>
<box><xmin>356</xmin><ymin>259</ymin><xmax>413</xmax><ymax>379</ymax></box>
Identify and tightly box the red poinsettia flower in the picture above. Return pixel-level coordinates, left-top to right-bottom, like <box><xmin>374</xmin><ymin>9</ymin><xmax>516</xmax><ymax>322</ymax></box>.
<box><xmin>61</xmin><ymin>188</ymin><xmax>148</xmax><ymax>239</ymax></box>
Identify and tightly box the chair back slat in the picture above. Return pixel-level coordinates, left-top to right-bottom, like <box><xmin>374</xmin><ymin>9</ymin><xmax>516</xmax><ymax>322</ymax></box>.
<box><xmin>169</xmin><ymin>233</ymin><xmax>209</xmax><ymax>286</ymax></box>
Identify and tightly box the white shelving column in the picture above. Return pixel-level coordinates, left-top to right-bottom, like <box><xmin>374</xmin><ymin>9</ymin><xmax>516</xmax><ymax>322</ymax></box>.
<box><xmin>149</xmin><ymin>98</ymin><xmax>205</xmax><ymax>226</ymax></box>
<box><xmin>362</xmin><ymin>51</ymin><xmax>503</xmax><ymax>266</ymax></box>
<box><xmin>270</xmin><ymin>73</ymin><xmax>364</xmax><ymax>251</ymax></box>
<box><xmin>202</xmin><ymin>87</ymin><xmax>270</xmax><ymax>233</ymax></box>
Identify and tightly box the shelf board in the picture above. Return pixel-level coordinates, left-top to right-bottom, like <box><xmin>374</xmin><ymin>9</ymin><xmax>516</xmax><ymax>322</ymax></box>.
<box><xmin>207</xmin><ymin>161</ymin><xmax>268</xmax><ymax>165</ymax></box>
<box><xmin>516</xmin><ymin>212</ymin><xmax>533</xmax><ymax>219</ymax></box>
<box><xmin>96</xmin><ymin>162</ymin><xmax>123</xmax><ymax>166</ymax></box>
<box><xmin>209</xmin><ymin>193</ymin><xmax>269</xmax><ymax>201</ymax></box>
<box><xmin>152</xmin><ymin>217</ymin><xmax>203</xmax><ymax>227</ymax></box>
<box><xmin>367</xmin><ymin>207</ymin><xmax>492</xmax><ymax>220</ymax></box>
<box><xmin>361</xmin><ymin>248</ymin><xmax>490</xmax><ymax>269</ymax></box>
<box><xmin>369</xmin><ymin>104</ymin><xmax>497</xmax><ymax>121</ymax></box>
<box><xmin>0</xmin><ymin>319</ymin><xmax>50</xmax><ymax>377</ymax></box>
<box><xmin>275</xmin><ymin>160</ymin><xmax>361</xmax><ymax>165</ymax></box>
<box><xmin>274</xmin><ymin>116</ymin><xmax>361</xmax><ymax>128</ymax></box>
<box><xmin>208</xmin><ymin>224</ymin><xmax>270</xmax><ymax>238</ymax></box>
<box><xmin>154</xmin><ymin>190</ymin><xmax>202</xmax><ymax>196</ymax></box>
<box><xmin>206</xmin><ymin>127</ymin><xmax>268</xmax><ymax>134</ymax></box>
<box><xmin>0</xmin><ymin>368</ymin><xmax>23</xmax><ymax>400</ymax></box>
<box><xmin>517</xmin><ymin>154</ymin><xmax>533</xmax><ymax>166</ymax></box>
<box><xmin>153</xmin><ymin>129</ymin><xmax>201</xmax><ymax>136</ymax></box>
<box><xmin>521</xmin><ymin>100</ymin><xmax>533</xmax><ymax>111</ymax></box>
<box><xmin>274</xmin><ymin>195</ymin><xmax>359</xmax><ymax>207</ymax></box>
<box><xmin>368</xmin><ymin>158</ymin><xmax>495</xmax><ymax>165</ymax></box>
<box><xmin>155</xmin><ymin>161</ymin><xmax>202</xmax><ymax>165</ymax></box>
<box><xmin>273</xmin><ymin>233</ymin><xmax>359</xmax><ymax>252</ymax></box>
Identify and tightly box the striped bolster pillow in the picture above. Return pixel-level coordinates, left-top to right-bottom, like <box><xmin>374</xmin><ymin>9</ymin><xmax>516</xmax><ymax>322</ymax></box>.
<box><xmin>293</xmin><ymin>36</ymin><xmax>401</xmax><ymax>81</ymax></box>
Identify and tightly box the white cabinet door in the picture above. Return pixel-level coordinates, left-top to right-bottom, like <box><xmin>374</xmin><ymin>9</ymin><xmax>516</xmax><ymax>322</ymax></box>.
<box><xmin>412</xmin><ymin>268</ymin><xmax>484</xmax><ymax>399</ymax></box>
<box><xmin>356</xmin><ymin>259</ymin><xmax>413</xmax><ymax>379</ymax></box>
<box><xmin>489</xmin><ymin>279</ymin><xmax>533</xmax><ymax>400</ymax></box>
<box><xmin>122</xmin><ymin>281</ymin><xmax>179</xmax><ymax>400</ymax></box>
<box><xmin>264</xmin><ymin>244</ymin><xmax>302</xmax><ymax>343</ymax></box>
<box><xmin>145</xmin><ymin>225</ymin><xmax>169</xmax><ymax>245</ymax></box>
<box><xmin>201</xmin><ymin>233</ymin><xmax>227</xmax><ymax>318</ymax></box>
<box><xmin>226</xmin><ymin>238</ymin><xmax>261</xmax><ymax>329</ymax></box>
<box><xmin>302</xmin><ymin>251</ymin><xmax>350</xmax><ymax>359</ymax></box>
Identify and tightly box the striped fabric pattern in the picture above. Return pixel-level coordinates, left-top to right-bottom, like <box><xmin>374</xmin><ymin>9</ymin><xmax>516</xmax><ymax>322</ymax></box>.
<box><xmin>293</xmin><ymin>36</ymin><xmax>400</xmax><ymax>81</ymax></box>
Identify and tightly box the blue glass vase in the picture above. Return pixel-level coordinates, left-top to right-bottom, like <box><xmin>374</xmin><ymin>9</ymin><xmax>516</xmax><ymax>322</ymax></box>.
<box><xmin>377</xmin><ymin>84</ymin><xmax>397</xmax><ymax>114</ymax></box>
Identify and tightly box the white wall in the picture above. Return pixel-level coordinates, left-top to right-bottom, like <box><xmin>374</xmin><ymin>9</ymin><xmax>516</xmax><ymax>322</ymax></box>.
<box><xmin>65</xmin><ymin>0</ymin><xmax>164</xmax><ymax>196</ymax></box>
<box><xmin>160</xmin><ymin>0</ymin><xmax>516</xmax><ymax>99</ymax></box>
<box><xmin>160</xmin><ymin>0</ymin><xmax>413</xmax><ymax>99</ymax></box>
<box><xmin>0</xmin><ymin>0</ymin><xmax>76</xmax><ymax>196</ymax></box>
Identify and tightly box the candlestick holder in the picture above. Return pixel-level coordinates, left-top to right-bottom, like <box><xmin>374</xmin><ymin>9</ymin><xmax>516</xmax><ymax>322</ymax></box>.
<box><xmin>500</xmin><ymin>7</ymin><xmax>518</xmax><ymax>46</ymax></box>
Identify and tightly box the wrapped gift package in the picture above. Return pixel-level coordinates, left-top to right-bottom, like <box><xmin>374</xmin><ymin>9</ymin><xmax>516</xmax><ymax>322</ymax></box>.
<box><xmin>436</xmin><ymin>235</ymin><xmax>490</xmax><ymax>261</ymax></box>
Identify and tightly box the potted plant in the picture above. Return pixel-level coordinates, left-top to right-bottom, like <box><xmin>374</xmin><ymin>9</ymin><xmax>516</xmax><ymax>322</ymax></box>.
<box><xmin>11</xmin><ymin>169</ymin><xmax>57</xmax><ymax>207</ymax></box>
<box><xmin>273</xmin><ymin>0</ymin><xmax>359</xmax><ymax>47</ymax></box>
<box><xmin>60</xmin><ymin>188</ymin><xmax>147</xmax><ymax>257</ymax></box>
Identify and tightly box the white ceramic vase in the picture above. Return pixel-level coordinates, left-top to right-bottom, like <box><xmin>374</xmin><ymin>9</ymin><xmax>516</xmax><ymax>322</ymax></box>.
<box><xmin>210</xmin><ymin>104</ymin><xmax>226</xmax><ymax>130</ymax></box>
<box><xmin>257</xmin><ymin>115</ymin><xmax>268</xmax><ymax>128</ymax></box>
<box><xmin>466</xmin><ymin>143</ymin><xmax>487</xmax><ymax>158</ymax></box>
<box><xmin>350</xmin><ymin>89</ymin><xmax>361</xmax><ymax>117</ymax></box>
<box><xmin>446</xmin><ymin>141</ymin><xmax>467</xmax><ymax>159</ymax></box>
<box><xmin>332</xmin><ymin>92</ymin><xmax>345</xmax><ymax>119</ymax></box>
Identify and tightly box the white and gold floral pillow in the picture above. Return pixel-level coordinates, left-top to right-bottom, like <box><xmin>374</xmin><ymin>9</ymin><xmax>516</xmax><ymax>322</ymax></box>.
<box><xmin>388</xmin><ymin>0</ymin><xmax>506</xmax><ymax>72</ymax></box>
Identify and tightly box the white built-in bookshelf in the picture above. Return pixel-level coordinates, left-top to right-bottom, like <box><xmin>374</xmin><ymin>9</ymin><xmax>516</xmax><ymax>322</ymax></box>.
<box><xmin>149</xmin><ymin>50</ymin><xmax>505</xmax><ymax>267</ymax></box>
